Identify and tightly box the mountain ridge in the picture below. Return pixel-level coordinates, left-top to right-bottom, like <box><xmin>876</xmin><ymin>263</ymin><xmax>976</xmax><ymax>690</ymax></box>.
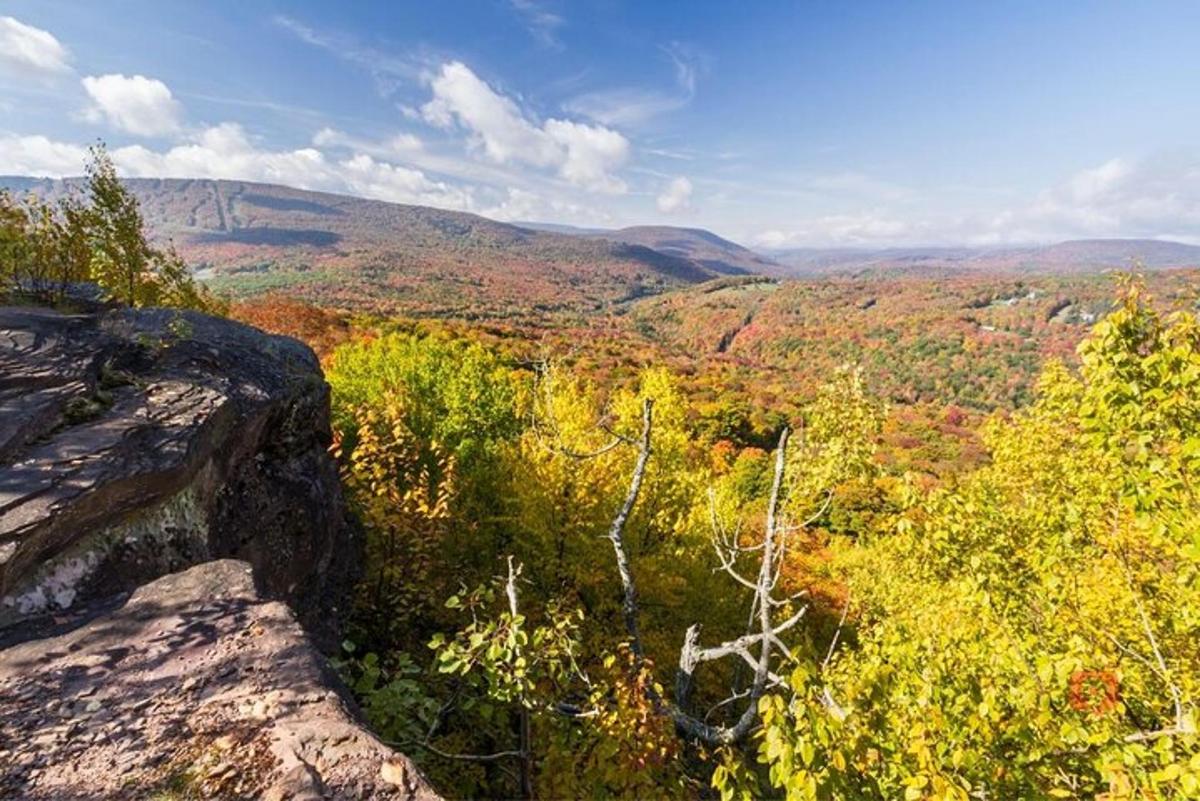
<box><xmin>762</xmin><ymin>238</ymin><xmax>1200</xmax><ymax>276</ymax></box>
<box><xmin>0</xmin><ymin>176</ymin><xmax>728</xmax><ymax>317</ymax></box>
<box><xmin>517</xmin><ymin>221</ymin><xmax>779</xmax><ymax>275</ymax></box>
<box><xmin>6</xmin><ymin>174</ymin><xmax>1198</xmax><ymax>306</ymax></box>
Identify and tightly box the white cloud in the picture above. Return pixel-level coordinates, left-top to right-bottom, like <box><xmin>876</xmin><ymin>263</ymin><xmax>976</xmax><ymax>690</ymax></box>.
<box><xmin>750</xmin><ymin>154</ymin><xmax>1200</xmax><ymax>248</ymax></box>
<box><xmin>421</xmin><ymin>61</ymin><xmax>629</xmax><ymax>193</ymax></box>
<box><xmin>1022</xmin><ymin>159</ymin><xmax>1151</xmax><ymax>233</ymax></box>
<box><xmin>0</xmin><ymin>125</ymin><xmax>474</xmax><ymax>211</ymax></box>
<box><xmin>0</xmin><ymin>17</ymin><xmax>71</xmax><ymax>77</ymax></box>
<box><xmin>656</xmin><ymin>176</ymin><xmax>692</xmax><ymax>213</ymax></box>
<box><xmin>484</xmin><ymin>188</ymin><xmax>542</xmax><ymax>221</ymax></box>
<box><xmin>544</xmin><ymin>119</ymin><xmax>628</xmax><ymax>193</ymax></box>
<box><xmin>81</xmin><ymin>74</ymin><xmax>183</xmax><ymax>137</ymax></box>
<box><xmin>422</xmin><ymin>62</ymin><xmax>558</xmax><ymax>165</ymax></box>
<box><xmin>482</xmin><ymin>187</ymin><xmax>604</xmax><ymax>226</ymax></box>
<box><xmin>337</xmin><ymin>153</ymin><xmax>471</xmax><ymax>209</ymax></box>
<box><xmin>978</xmin><ymin>154</ymin><xmax>1200</xmax><ymax>244</ymax></box>
<box><xmin>0</xmin><ymin>133</ymin><xmax>89</xmax><ymax>176</ymax></box>
<box><xmin>313</xmin><ymin>127</ymin><xmax>422</xmax><ymax>157</ymax></box>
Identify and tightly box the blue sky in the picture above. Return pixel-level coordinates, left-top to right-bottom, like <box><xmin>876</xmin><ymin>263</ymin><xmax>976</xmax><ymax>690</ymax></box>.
<box><xmin>2</xmin><ymin>0</ymin><xmax>1199</xmax><ymax>246</ymax></box>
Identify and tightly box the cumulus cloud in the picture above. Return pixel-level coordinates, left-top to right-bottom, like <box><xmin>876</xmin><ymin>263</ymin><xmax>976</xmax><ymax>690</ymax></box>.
<box><xmin>482</xmin><ymin>187</ymin><xmax>604</xmax><ymax>226</ymax></box>
<box><xmin>656</xmin><ymin>176</ymin><xmax>692</xmax><ymax>213</ymax></box>
<box><xmin>422</xmin><ymin>62</ymin><xmax>558</xmax><ymax>165</ymax></box>
<box><xmin>337</xmin><ymin>152</ymin><xmax>471</xmax><ymax>209</ymax></box>
<box><xmin>421</xmin><ymin>61</ymin><xmax>629</xmax><ymax>193</ymax></box>
<box><xmin>82</xmin><ymin>74</ymin><xmax>183</xmax><ymax>137</ymax></box>
<box><xmin>544</xmin><ymin>119</ymin><xmax>629</xmax><ymax>193</ymax></box>
<box><xmin>0</xmin><ymin>124</ymin><xmax>474</xmax><ymax>211</ymax></box>
<box><xmin>484</xmin><ymin>188</ymin><xmax>542</xmax><ymax>221</ymax></box>
<box><xmin>0</xmin><ymin>16</ymin><xmax>71</xmax><ymax>77</ymax></box>
<box><xmin>753</xmin><ymin>154</ymin><xmax>1200</xmax><ymax>248</ymax></box>
<box><xmin>0</xmin><ymin>133</ymin><xmax>88</xmax><ymax>176</ymax></box>
<box><xmin>1013</xmin><ymin>155</ymin><xmax>1200</xmax><ymax>242</ymax></box>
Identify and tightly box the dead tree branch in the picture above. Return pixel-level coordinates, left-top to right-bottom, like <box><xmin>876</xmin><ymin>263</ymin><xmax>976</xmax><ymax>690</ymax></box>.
<box><xmin>599</xmin><ymin>415</ymin><xmax>807</xmax><ymax>746</ymax></box>
<box><xmin>605</xmin><ymin>398</ymin><xmax>655</xmax><ymax>659</ymax></box>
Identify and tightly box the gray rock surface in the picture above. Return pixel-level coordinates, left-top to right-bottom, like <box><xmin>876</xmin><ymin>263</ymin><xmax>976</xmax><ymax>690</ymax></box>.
<box><xmin>0</xmin><ymin>305</ymin><xmax>356</xmax><ymax>642</ymax></box>
<box><xmin>0</xmin><ymin>559</ymin><xmax>438</xmax><ymax>800</ymax></box>
<box><xmin>0</xmin><ymin>305</ymin><xmax>439</xmax><ymax>798</ymax></box>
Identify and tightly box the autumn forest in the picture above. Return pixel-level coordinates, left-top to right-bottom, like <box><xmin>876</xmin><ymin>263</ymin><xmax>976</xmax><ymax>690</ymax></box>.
<box><xmin>5</xmin><ymin>132</ymin><xmax>1196</xmax><ymax>798</ymax></box>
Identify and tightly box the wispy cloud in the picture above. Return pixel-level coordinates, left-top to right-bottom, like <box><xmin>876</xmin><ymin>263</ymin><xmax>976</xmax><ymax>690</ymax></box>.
<box><xmin>644</xmin><ymin>147</ymin><xmax>694</xmax><ymax>161</ymax></box>
<box><xmin>564</xmin><ymin>88</ymin><xmax>690</xmax><ymax>128</ymax></box>
<box><xmin>564</xmin><ymin>41</ymin><xmax>703</xmax><ymax>127</ymax></box>
<box><xmin>509</xmin><ymin>0</ymin><xmax>565</xmax><ymax>49</ymax></box>
<box><xmin>273</xmin><ymin>14</ymin><xmax>422</xmax><ymax>97</ymax></box>
<box><xmin>184</xmin><ymin>92</ymin><xmax>329</xmax><ymax>120</ymax></box>
<box><xmin>661</xmin><ymin>41</ymin><xmax>701</xmax><ymax>95</ymax></box>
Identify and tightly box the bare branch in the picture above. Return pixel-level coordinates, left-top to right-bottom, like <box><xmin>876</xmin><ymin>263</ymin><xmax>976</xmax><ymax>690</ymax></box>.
<box><xmin>578</xmin><ymin>400</ymin><xmax>810</xmax><ymax>748</ymax></box>
<box><xmin>504</xmin><ymin>555</ymin><xmax>521</xmax><ymax>618</ymax></box>
<box><xmin>414</xmin><ymin>742</ymin><xmax>525</xmax><ymax>763</ymax></box>
<box><xmin>705</xmin><ymin>688</ymin><xmax>753</xmax><ymax>723</ymax></box>
<box><xmin>606</xmin><ymin>397</ymin><xmax>654</xmax><ymax>659</ymax></box>
<box><xmin>670</xmin><ymin>428</ymin><xmax>803</xmax><ymax>746</ymax></box>
<box><xmin>822</xmin><ymin>593</ymin><xmax>851</xmax><ymax>672</ymax></box>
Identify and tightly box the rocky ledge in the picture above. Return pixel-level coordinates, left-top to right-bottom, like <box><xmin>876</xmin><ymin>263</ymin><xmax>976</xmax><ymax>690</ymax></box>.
<box><xmin>0</xmin><ymin>305</ymin><xmax>436</xmax><ymax>799</ymax></box>
<box><xmin>0</xmin><ymin>305</ymin><xmax>351</xmax><ymax>637</ymax></box>
<box><xmin>0</xmin><ymin>559</ymin><xmax>437</xmax><ymax>800</ymax></box>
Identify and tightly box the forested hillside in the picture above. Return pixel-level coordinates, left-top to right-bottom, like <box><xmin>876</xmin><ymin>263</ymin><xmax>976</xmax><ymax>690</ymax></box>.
<box><xmin>0</xmin><ymin>176</ymin><xmax>732</xmax><ymax>318</ymax></box>
<box><xmin>4</xmin><ymin>153</ymin><xmax>1198</xmax><ymax>798</ymax></box>
<box><xmin>305</xmin><ymin>276</ymin><xmax>1200</xmax><ymax>799</ymax></box>
<box><xmin>6</xmin><ymin>1</ymin><xmax>1200</xmax><ymax>797</ymax></box>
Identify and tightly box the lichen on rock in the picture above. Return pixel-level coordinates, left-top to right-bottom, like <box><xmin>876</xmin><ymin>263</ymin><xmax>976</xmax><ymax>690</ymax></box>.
<box><xmin>1</xmin><ymin>484</ymin><xmax>209</xmax><ymax>622</ymax></box>
<box><xmin>0</xmin><ymin>304</ymin><xmax>435</xmax><ymax>799</ymax></box>
<box><xmin>0</xmin><ymin>305</ymin><xmax>359</xmax><ymax>640</ymax></box>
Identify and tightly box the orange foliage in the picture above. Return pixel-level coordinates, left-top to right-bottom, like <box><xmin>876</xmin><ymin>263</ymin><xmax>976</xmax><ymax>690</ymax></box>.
<box><xmin>229</xmin><ymin>295</ymin><xmax>351</xmax><ymax>359</ymax></box>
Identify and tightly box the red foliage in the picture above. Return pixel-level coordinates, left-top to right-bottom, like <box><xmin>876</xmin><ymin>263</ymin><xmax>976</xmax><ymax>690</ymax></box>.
<box><xmin>1068</xmin><ymin>669</ymin><xmax>1119</xmax><ymax>716</ymax></box>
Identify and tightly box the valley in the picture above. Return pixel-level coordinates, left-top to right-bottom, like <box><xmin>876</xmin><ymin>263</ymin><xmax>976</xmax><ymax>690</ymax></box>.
<box><xmin>4</xmin><ymin>3</ymin><xmax>1200</xmax><ymax>797</ymax></box>
<box><xmin>4</xmin><ymin>158</ymin><xmax>1200</xmax><ymax>799</ymax></box>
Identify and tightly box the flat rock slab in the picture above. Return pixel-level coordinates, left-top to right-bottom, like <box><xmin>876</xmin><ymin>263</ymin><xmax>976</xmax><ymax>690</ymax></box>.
<box><xmin>0</xmin><ymin>560</ymin><xmax>439</xmax><ymax>800</ymax></box>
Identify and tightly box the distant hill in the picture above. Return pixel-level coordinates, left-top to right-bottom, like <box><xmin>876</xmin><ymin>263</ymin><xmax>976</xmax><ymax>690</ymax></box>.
<box><xmin>591</xmin><ymin>226</ymin><xmax>779</xmax><ymax>276</ymax></box>
<box><xmin>1010</xmin><ymin>239</ymin><xmax>1200</xmax><ymax>269</ymax></box>
<box><xmin>0</xmin><ymin>177</ymin><xmax>726</xmax><ymax>317</ymax></box>
<box><xmin>763</xmin><ymin>239</ymin><xmax>1200</xmax><ymax>277</ymax></box>
<box><xmin>519</xmin><ymin>221</ymin><xmax>779</xmax><ymax>276</ymax></box>
<box><xmin>514</xmin><ymin>221</ymin><xmax>610</xmax><ymax>236</ymax></box>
